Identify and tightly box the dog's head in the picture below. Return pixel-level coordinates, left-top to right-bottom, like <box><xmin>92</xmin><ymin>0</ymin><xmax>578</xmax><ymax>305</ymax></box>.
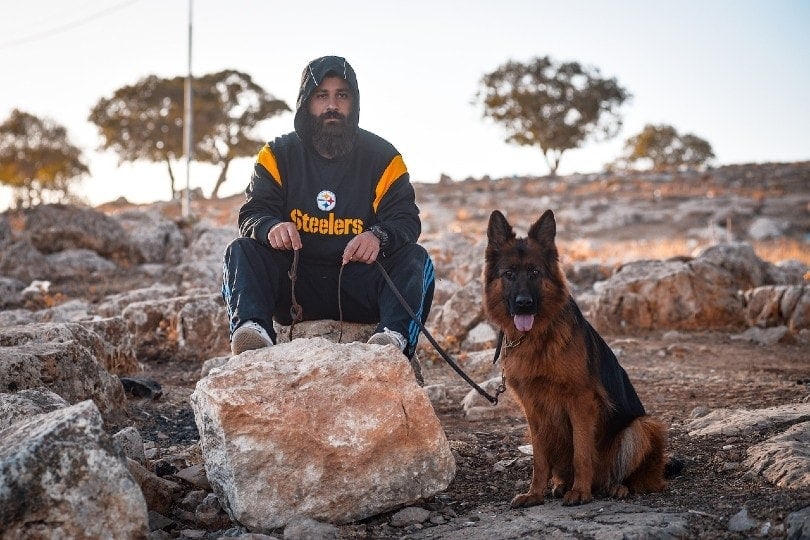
<box><xmin>483</xmin><ymin>209</ymin><xmax>569</xmax><ymax>333</ymax></box>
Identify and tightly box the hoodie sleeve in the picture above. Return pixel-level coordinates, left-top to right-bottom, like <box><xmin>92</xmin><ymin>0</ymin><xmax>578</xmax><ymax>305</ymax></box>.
<box><xmin>237</xmin><ymin>145</ymin><xmax>284</xmax><ymax>245</ymax></box>
<box><xmin>372</xmin><ymin>155</ymin><xmax>421</xmax><ymax>256</ymax></box>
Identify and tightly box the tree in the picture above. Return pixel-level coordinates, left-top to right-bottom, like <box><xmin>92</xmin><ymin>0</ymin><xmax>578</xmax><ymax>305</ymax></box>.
<box><xmin>195</xmin><ymin>70</ymin><xmax>291</xmax><ymax>198</ymax></box>
<box><xmin>475</xmin><ymin>56</ymin><xmax>631</xmax><ymax>176</ymax></box>
<box><xmin>615</xmin><ymin>123</ymin><xmax>715</xmax><ymax>171</ymax></box>
<box><xmin>88</xmin><ymin>70</ymin><xmax>290</xmax><ymax>199</ymax></box>
<box><xmin>0</xmin><ymin>109</ymin><xmax>89</xmax><ymax>208</ymax></box>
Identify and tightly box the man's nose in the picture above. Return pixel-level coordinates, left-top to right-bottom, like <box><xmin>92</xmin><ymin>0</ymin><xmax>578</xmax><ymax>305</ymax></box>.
<box><xmin>325</xmin><ymin>96</ymin><xmax>340</xmax><ymax>110</ymax></box>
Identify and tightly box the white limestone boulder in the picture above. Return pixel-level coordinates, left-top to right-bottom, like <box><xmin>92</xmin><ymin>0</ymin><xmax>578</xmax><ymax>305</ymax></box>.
<box><xmin>191</xmin><ymin>337</ymin><xmax>456</xmax><ymax>532</ymax></box>
<box><xmin>0</xmin><ymin>400</ymin><xmax>149</xmax><ymax>537</ymax></box>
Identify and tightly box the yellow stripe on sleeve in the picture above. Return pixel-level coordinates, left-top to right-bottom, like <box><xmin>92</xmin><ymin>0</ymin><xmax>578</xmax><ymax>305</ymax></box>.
<box><xmin>257</xmin><ymin>144</ymin><xmax>282</xmax><ymax>186</ymax></box>
<box><xmin>373</xmin><ymin>154</ymin><xmax>407</xmax><ymax>212</ymax></box>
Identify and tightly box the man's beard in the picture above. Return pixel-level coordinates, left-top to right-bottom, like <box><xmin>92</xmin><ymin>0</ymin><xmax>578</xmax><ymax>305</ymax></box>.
<box><xmin>310</xmin><ymin>111</ymin><xmax>355</xmax><ymax>158</ymax></box>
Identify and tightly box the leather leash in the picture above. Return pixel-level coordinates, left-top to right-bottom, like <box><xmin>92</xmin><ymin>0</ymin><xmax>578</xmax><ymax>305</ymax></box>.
<box><xmin>373</xmin><ymin>261</ymin><xmax>505</xmax><ymax>405</ymax></box>
<box><xmin>285</xmin><ymin>252</ymin><xmax>505</xmax><ymax>405</ymax></box>
<box><xmin>287</xmin><ymin>250</ymin><xmax>303</xmax><ymax>341</ymax></box>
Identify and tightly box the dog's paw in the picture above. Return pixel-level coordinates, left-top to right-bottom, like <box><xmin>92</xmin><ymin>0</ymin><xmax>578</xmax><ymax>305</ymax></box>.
<box><xmin>562</xmin><ymin>488</ymin><xmax>592</xmax><ymax>506</ymax></box>
<box><xmin>510</xmin><ymin>492</ymin><xmax>545</xmax><ymax>508</ymax></box>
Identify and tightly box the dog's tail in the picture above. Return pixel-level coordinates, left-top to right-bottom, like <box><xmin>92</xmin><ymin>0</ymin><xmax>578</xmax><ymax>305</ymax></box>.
<box><xmin>613</xmin><ymin>416</ymin><xmax>666</xmax><ymax>482</ymax></box>
<box><xmin>612</xmin><ymin>416</ymin><xmax>668</xmax><ymax>493</ymax></box>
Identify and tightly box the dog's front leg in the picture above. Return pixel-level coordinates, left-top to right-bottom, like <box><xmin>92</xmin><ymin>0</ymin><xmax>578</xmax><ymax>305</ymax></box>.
<box><xmin>564</xmin><ymin>405</ymin><xmax>597</xmax><ymax>505</ymax></box>
<box><xmin>510</xmin><ymin>431</ymin><xmax>550</xmax><ymax>508</ymax></box>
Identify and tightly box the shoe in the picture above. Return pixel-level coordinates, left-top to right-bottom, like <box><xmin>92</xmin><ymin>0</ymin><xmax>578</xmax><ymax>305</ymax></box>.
<box><xmin>231</xmin><ymin>320</ymin><xmax>273</xmax><ymax>355</ymax></box>
<box><xmin>368</xmin><ymin>328</ymin><xmax>424</xmax><ymax>386</ymax></box>
<box><xmin>367</xmin><ymin>328</ymin><xmax>407</xmax><ymax>351</ymax></box>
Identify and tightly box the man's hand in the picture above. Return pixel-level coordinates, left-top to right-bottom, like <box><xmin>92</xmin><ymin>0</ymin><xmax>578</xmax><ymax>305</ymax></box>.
<box><xmin>342</xmin><ymin>231</ymin><xmax>380</xmax><ymax>265</ymax></box>
<box><xmin>268</xmin><ymin>222</ymin><xmax>302</xmax><ymax>250</ymax></box>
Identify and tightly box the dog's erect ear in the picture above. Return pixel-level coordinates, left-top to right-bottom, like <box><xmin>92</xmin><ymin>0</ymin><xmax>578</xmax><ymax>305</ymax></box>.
<box><xmin>528</xmin><ymin>209</ymin><xmax>556</xmax><ymax>244</ymax></box>
<box><xmin>487</xmin><ymin>210</ymin><xmax>516</xmax><ymax>244</ymax></box>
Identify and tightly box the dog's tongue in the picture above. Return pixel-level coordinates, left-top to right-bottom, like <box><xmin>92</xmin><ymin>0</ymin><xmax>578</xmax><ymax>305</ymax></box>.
<box><xmin>514</xmin><ymin>314</ymin><xmax>535</xmax><ymax>332</ymax></box>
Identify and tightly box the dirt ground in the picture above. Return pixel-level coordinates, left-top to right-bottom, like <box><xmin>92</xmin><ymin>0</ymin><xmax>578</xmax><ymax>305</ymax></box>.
<box><xmin>128</xmin><ymin>328</ymin><xmax>809</xmax><ymax>539</ymax></box>
<box><xmin>429</xmin><ymin>331</ymin><xmax>809</xmax><ymax>538</ymax></box>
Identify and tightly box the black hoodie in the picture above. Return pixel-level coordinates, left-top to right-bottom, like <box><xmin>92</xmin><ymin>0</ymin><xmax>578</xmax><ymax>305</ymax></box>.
<box><xmin>238</xmin><ymin>55</ymin><xmax>421</xmax><ymax>265</ymax></box>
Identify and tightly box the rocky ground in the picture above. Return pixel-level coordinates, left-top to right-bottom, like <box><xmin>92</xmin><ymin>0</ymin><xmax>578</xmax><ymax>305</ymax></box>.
<box><xmin>111</xmin><ymin>162</ymin><xmax>809</xmax><ymax>539</ymax></box>
<box><xmin>129</xmin><ymin>329</ymin><xmax>809</xmax><ymax>539</ymax></box>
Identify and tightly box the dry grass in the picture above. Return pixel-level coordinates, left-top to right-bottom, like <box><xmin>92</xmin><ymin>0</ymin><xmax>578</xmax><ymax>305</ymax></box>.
<box><xmin>561</xmin><ymin>237</ymin><xmax>810</xmax><ymax>268</ymax></box>
<box><xmin>752</xmin><ymin>239</ymin><xmax>810</xmax><ymax>266</ymax></box>
<box><xmin>561</xmin><ymin>237</ymin><xmax>704</xmax><ymax>265</ymax></box>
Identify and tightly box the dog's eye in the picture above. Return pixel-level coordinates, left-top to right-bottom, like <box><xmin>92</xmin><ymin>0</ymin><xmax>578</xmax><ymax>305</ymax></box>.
<box><xmin>530</xmin><ymin>269</ymin><xmax>540</xmax><ymax>277</ymax></box>
<box><xmin>503</xmin><ymin>270</ymin><xmax>515</xmax><ymax>280</ymax></box>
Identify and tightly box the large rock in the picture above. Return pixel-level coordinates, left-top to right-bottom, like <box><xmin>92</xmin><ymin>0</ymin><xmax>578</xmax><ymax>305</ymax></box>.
<box><xmin>121</xmin><ymin>293</ymin><xmax>229</xmax><ymax>362</ymax></box>
<box><xmin>165</xmin><ymin>260</ymin><xmax>224</xmax><ymax>293</ymax></box>
<box><xmin>17</xmin><ymin>203</ymin><xmax>133</xmax><ymax>262</ymax></box>
<box><xmin>593</xmin><ymin>258</ymin><xmax>745</xmax><ymax>331</ymax></box>
<box><xmin>96</xmin><ymin>284</ymin><xmax>180</xmax><ymax>318</ymax></box>
<box><xmin>0</xmin><ymin>239</ymin><xmax>52</xmax><ymax>282</ymax></box>
<box><xmin>0</xmin><ymin>338</ymin><xmax>127</xmax><ymax>423</ymax></box>
<box><xmin>697</xmin><ymin>243</ymin><xmax>772</xmax><ymax>290</ymax></box>
<box><xmin>163</xmin><ymin>225</ymin><xmax>235</xmax><ymax>292</ymax></box>
<box><xmin>743</xmin><ymin>422</ymin><xmax>810</xmax><ymax>490</ymax></box>
<box><xmin>0</xmin><ymin>321</ymin><xmax>138</xmax><ymax>375</ymax></box>
<box><xmin>113</xmin><ymin>209</ymin><xmax>185</xmax><ymax>264</ymax></box>
<box><xmin>191</xmin><ymin>337</ymin><xmax>456</xmax><ymax>532</ymax></box>
<box><xmin>0</xmin><ymin>400</ymin><xmax>149</xmax><ymax>538</ymax></box>
<box><xmin>0</xmin><ymin>387</ymin><xmax>69</xmax><ymax>430</ymax></box>
<box><xmin>687</xmin><ymin>404</ymin><xmax>810</xmax><ymax>437</ymax></box>
<box><xmin>429</xmin><ymin>282</ymin><xmax>485</xmax><ymax>347</ymax></box>
<box><xmin>44</xmin><ymin>248</ymin><xmax>118</xmax><ymax>279</ymax></box>
<box><xmin>183</xmin><ymin>225</ymin><xmax>235</xmax><ymax>263</ymax></box>
<box><xmin>744</xmin><ymin>285</ymin><xmax>810</xmax><ymax>330</ymax></box>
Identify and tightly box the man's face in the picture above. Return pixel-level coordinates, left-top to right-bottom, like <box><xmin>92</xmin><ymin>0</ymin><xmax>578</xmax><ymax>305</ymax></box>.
<box><xmin>307</xmin><ymin>75</ymin><xmax>355</xmax><ymax>158</ymax></box>
<box><xmin>308</xmin><ymin>76</ymin><xmax>353</xmax><ymax>123</ymax></box>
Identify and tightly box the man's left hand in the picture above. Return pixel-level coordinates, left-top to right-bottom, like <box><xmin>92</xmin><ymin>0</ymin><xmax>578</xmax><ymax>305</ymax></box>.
<box><xmin>342</xmin><ymin>231</ymin><xmax>380</xmax><ymax>265</ymax></box>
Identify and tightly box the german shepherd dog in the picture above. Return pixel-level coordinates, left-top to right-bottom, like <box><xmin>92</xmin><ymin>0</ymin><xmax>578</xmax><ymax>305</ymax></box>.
<box><xmin>484</xmin><ymin>209</ymin><xmax>670</xmax><ymax>507</ymax></box>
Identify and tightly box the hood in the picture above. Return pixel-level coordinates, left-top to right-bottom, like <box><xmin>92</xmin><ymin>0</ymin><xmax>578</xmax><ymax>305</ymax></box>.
<box><xmin>293</xmin><ymin>55</ymin><xmax>360</xmax><ymax>144</ymax></box>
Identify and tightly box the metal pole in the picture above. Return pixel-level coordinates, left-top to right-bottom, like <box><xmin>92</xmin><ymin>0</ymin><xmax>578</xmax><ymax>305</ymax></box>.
<box><xmin>182</xmin><ymin>0</ymin><xmax>193</xmax><ymax>218</ymax></box>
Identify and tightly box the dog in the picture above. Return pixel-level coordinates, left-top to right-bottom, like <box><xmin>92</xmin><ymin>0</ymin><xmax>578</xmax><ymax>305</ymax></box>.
<box><xmin>484</xmin><ymin>209</ymin><xmax>671</xmax><ymax>507</ymax></box>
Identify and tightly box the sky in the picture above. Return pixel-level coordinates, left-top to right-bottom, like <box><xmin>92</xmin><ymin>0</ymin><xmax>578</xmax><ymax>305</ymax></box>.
<box><xmin>1</xmin><ymin>0</ymin><xmax>808</xmax><ymax>209</ymax></box>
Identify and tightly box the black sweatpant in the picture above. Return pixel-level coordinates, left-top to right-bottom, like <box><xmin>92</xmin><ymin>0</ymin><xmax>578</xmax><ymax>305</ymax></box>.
<box><xmin>221</xmin><ymin>237</ymin><xmax>434</xmax><ymax>358</ymax></box>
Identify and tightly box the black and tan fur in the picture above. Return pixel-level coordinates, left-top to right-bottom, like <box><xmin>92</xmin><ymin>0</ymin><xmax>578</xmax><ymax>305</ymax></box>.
<box><xmin>484</xmin><ymin>209</ymin><xmax>669</xmax><ymax>507</ymax></box>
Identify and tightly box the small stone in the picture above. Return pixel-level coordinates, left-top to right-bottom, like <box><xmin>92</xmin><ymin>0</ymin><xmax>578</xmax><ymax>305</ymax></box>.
<box><xmin>119</xmin><ymin>376</ymin><xmax>163</xmax><ymax>399</ymax></box>
<box><xmin>390</xmin><ymin>506</ymin><xmax>431</xmax><ymax>528</ymax></box>
<box><xmin>283</xmin><ymin>516</ymin><xmax>339</xmax><ymax>540</ymax></box>
<box><xmin>728</xmin><ymin>507</ymin><xmax>758</xmax><ymax>532</ymax></box>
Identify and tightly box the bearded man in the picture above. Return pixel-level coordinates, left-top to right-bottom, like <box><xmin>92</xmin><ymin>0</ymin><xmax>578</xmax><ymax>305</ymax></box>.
<box><xmin>221</xmin><ymin>55</ymin><xmax>433</xmax><ymax>384</ymax></box>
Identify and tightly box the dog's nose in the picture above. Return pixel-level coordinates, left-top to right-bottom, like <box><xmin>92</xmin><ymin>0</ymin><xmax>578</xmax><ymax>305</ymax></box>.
<box><xmin>515</xmin><ymin>294</ymin><xmax>534</xmax><ymax>310</ymax></box>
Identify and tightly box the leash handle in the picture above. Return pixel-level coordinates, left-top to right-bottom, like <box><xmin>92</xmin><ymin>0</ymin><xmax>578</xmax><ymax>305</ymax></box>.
<box><xmin>375</xmin><ymin>261</ymin><xmax>503</xmax><ymax>405</ymax></box>
<box><xmin>288</xmin><ymin>250</ymin><xmax>303</xmax><ymax>341</ymax></box>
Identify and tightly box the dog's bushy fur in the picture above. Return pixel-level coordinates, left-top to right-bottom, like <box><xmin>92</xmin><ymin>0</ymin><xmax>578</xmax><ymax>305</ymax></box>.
<box><xmin>484</xmin><ymin>209</ymin><xmax>669</xmax><ymax>507</ymax></box>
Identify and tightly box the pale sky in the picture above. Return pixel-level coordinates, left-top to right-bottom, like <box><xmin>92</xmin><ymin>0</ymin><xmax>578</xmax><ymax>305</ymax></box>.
<box><xmin>1</xmin><ymin>0</ymin><xmax>808</xmax><ymax>209</ymax></box>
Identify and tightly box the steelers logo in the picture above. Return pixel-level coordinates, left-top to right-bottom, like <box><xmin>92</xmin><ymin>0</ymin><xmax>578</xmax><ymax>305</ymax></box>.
<box><xmin>316</xmin><ymin>190</ymin><xmax>336</xmax><ymax>211</ymax></box>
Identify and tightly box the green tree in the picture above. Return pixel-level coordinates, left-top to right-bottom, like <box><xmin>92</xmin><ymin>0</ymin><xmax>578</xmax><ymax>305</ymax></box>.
<box><xmin>616</xmin><ymin>123</ymin><xmax>715</xmax><ymax>171</ymax></box>
<box><xmin>0</xmin><ymin>109</ymin><xmax>89</xmax><ymax>208</ymax></box>
<box><xmin>475</xmin><ymin>56</ymin><xmax>631</xmax><ymax>176</ymax></box>
<box><xmin>88</xmin><ymin>70</ymin><xmax>290</xmax><ymax>199</ymax></box>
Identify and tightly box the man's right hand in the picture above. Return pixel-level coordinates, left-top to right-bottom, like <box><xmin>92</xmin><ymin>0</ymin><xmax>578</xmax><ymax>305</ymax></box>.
<box><xmin>268</xmin><ymin>222</ymin><xmax>302</xmax><ymax>250</ymax></box>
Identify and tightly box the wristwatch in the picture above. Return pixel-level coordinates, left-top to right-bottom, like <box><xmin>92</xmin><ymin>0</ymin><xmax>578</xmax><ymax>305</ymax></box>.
<box><xmin>368</xmin><ymin>224</ymin><xmax>390</xmax><ymax>248</ymax></box>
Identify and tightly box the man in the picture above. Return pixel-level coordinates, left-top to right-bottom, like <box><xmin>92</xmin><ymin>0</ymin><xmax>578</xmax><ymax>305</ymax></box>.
<box><xmin>221</xmin><ymin>55</ymin><xmax>434</xmax><ymax>383</ymax></box>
